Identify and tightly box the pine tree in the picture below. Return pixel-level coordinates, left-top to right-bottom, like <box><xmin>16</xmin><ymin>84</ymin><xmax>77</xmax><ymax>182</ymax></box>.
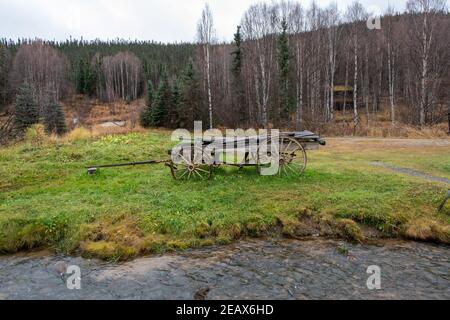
<box><xmin>277</xmin><ymin>18</ymin><xmax>294</xmax><ymax>124</ymax></box>
<box><xmin>13</xmin><ymin>82</ymin><xmax>40</xmax><ymax>132</ymax></box>
<box><xmin>43</xmin><ymin>86</ymin><xmax>67</xmax><ymax>136</ymax></box>
<box><xmin>139</xmin><ymin>80</ymin><xmax>154</xmax><ymax>128</ymax></box>
<box><xmin>231</xmin><ymin>25</ymin><xmax>246</xmax><ymax>125</ymax></box>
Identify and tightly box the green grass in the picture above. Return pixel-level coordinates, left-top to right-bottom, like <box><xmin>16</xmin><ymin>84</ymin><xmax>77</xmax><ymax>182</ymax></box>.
<box><xmin>1</xmin><ymin>130</ymin><xmax>449</xmax><ymax>260</ymax></box>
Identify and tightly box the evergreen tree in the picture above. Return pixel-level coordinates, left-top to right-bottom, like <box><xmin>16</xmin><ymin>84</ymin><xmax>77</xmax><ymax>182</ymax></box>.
<box><xmin>277</xmin><ymin>18</ymin><xmax>294</xmax><ymax>124</ymax></box>
<box><xmin>0</xmin><ymin>45</ymin><xmax>9</xmax><ymax>111</ymax></box>
<box><xmin>172</xmin><ymin>79</ymin><xmax>183</xmax><ymax>127</ymax></box>
<box><xmin>76</xmin><ymin>58</ymin><xmax>86</xmax><ymax>94</ymax></box>
<box><xmin>139</xmin><ymin>80</ymin><xmax>154</xmax><ymax>128</ymax></box>
<box><xmin>150</xmin><ymin>69</ymin><xmax>171</xmax><ymax>127</ymax></box>
<box><xmin>76</xmin><ymin>58</ymin><xmax>95</xmax><ymax>95</ymax></box>
<box><xmin>179</xmin><ymin>59</ymin><xmax>202</xmax><ymax>129</ymax></box>
<box><xmin>43</xmin><ymin>86</ymin><xmax>67</xmax><ymax>135</ymax></box>
<box><xmin>231</xmin><ymin>26</ymin><xmax>246</xmax><ymax>125</ymax></box>
<box><xmin>13</xmin><ymin>82</ymin><xmax>40</xmax><ymax>132</ymax></box>
<box><xmin>91</xmin><ymin>54</ymin><xmax>104</xmax><ymax>98</ymax></box>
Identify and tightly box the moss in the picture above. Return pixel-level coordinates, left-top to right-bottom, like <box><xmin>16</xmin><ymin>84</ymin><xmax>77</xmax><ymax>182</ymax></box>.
<box><xmin>81</xmin><ymin>241</ymin><xmax>119</xmax><ymax>260</ymax></box>
<box><xmin>199</xmin><ymin>239</ymin><xmax>215</xmax><ymax>247</ymax></box>
<box><xmin>216</xmin><ymin>236</ymin><xmax>232</xmax><ymax>245</ymax></box>
<box><xmin>139</xmin><ymin>235</ymin><xmax>168</xmax><ymax>254</ymax></box>
<box><xmin>212</xmin><ymin>222</ymin><xmax>242</xmax><ymax>240</ymax></box>
<box><xmin>336</xmin><ymin>245</ymin><xmax>349</xmax><ymax>255</ymax></box>
<box><xmin>194</xmin><ymin>222</ymin><xmax>211</xmax><ymax>239</ymax></box>
<box><xmin>336</xmin><ymin>219</ymin><xmax>364</xmax><ymax>243</ymax></box>
<box><xmin>277</xmin><ymin>216</ymin><xmax>309</xmax><ymax>238</ymax></box>
<box><xmin>244</xmin><ymin>220</ymin><xmax>270</xmax><ymax>237</ymax></box>
<box><xmin>81</xmin><ymin>241</ymin><xmax>138</xmax><ymax>261</ymax></box>
<box><xmin>166</xmin><ymin>240</ymin><xmax>190</xmax><ymax>251</ymax></box>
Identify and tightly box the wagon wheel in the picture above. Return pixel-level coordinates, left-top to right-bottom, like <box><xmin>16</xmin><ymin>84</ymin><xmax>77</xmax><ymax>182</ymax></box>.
<box><xmin>257</xmin><ymin>137</ymin><xmax>307</xmax><ymax>177</ymax></box>
<box><xmin>169</xmin><ymin>146</ymin><xmax>213</xmax><ymax>180</ymax></box>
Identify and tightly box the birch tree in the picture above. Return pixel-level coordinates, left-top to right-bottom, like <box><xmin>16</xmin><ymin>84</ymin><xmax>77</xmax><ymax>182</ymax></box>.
<box><xmin>197</xmin><ymin>3</ymin><xmax>216</xmax><ymax>129</ymax></box>
<box><xmin>242</xmin><ymin>3</ymin><xmax>277</xmax><ymax>128</ymax></box>
<box><xmin>406</xmin><ymin>0</ymin><xmax>447</xmax><ymax>126</ymax></box>
<box><xmin>385</xmin><ymin>6</ymin><xmax>397</xmax><ymax>125</ymax></box>
<box><xmin>290</xmin><ymin>2</ymin><xmax>305</xmax><ymax>129</ymax></box>
<box><xmin>324</xmin><ymin>2</ymin><xmax>341</xmax><ymax>122</ymax></box>
<box><xmin>346</xmin><ymin>1</ymin><xmax>366</xmax><ymax>130</ymax></box>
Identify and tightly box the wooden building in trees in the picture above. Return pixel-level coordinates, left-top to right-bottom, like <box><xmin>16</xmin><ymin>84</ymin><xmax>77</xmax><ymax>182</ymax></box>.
<box><xmin>333</xmin><ymin>85</ymin><xmax>353</xmax><ymax>111</ymax></box>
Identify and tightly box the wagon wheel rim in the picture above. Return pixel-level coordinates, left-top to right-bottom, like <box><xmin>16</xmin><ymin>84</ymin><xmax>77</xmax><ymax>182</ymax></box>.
<box><xmin>257</xmin><ymin>138</ymin><xmax>307</xmax><ymax>177</ymax></box>
<box><xmin>170</xmin><ymin>147</ymin><xmax>213</xmax><ymax>180</ymax></box>
<box><xmin>278</xmin><ymin>138</ymin><xmax>307</xmax><ymax>177</ymax></box>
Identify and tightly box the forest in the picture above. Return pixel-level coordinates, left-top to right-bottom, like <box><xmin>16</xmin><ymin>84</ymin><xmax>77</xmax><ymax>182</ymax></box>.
<box><xmin>0</xmin><ymin>0</ymin><xmax>449</xmax><ymax>144</ymax></box>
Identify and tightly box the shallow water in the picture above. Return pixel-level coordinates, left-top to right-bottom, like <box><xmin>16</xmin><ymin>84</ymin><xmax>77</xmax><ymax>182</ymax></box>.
<box><xmin>0</xmin><ymin>239</ymin><xmax>449</xmax><ymax>300</ymax></box>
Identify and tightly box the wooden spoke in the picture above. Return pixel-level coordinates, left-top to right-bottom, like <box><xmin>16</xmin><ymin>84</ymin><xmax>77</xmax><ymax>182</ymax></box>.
<box><xmin>258</xmin><ymin>138</ymin><xmax>307</xmax><ymax>177</ymax></box>
<box><xmin>170</xmin><ymin>146</ymin><xmax>213</xmax><ymax>180</ymax></box>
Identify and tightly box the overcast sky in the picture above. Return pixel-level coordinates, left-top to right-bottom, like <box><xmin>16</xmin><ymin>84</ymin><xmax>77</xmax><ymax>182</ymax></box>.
<box><xmin>0</xmin><ymin>0</ymin><xmax>416</xmax><ymax>43</ymax></box>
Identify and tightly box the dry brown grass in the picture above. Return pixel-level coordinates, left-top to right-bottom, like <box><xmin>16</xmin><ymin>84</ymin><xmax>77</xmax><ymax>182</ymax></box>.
<box><xmin>320</xmin><ymin>117</ymin><xmax>449</xmax><ymax>138</ymax></box>
<box><xmin>90</xmin><ymin>124</ymin><xmax>146</xmax><ymax>137</ymax></box>
<box><xmin>403</xmin><ymin>218</ymin><xmax>450</xmax><ymax>243</ymax></box>
<box><xmin>67</xmin><ymin>127</ymin><xmax>92</xmax><ymax>141</ymax></box>
<box><xmin>62</xmin><ymin>96</ymin><xmax>144</xmax><ymax>128</ymax></box>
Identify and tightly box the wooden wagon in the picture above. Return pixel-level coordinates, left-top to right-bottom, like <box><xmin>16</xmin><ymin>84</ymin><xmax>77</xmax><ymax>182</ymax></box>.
<box><xmin>87</xmin><ymin>131</ymin><xmax>326</xmax><ymax>180</ymax></box>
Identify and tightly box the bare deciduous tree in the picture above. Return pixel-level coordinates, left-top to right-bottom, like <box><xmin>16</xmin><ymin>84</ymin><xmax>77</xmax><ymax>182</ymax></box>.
<box><xmin>100</xmin><ymin>51</ymin><xmax>143</xmax><ymax>105</ymax></box>
<box><xmin>241</xmin><ymin>3</ymin><xmax>277</xmax><ymax>128</ymax></box>
<box><xmin>324</xmin><ymin>2</ymin><xmax>341</xmax><ymax>122</ymax></box>
<box><xmin>10</xmin><ymin>41</ymin><xmax>68</xmax><ymax>105</ymax></box>
<box><xmin>406</xmin><ymin>0</ymin><xmax>448</xmax><ymax>126</ymax></box>
<box><xmin>197</xmin><ymin>3</ymin><xmax>216</xmax><ymax>129</ymax></box>
<box><xmin>346</xmin><ymin>1</ymin><xmax>367</xmax><ymax>130</ymax></box>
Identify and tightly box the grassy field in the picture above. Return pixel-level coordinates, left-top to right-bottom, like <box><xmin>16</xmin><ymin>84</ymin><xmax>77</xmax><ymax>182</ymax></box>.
<box><xmin>1</xmin><ymin>128</ymin><xmax>449</xmax><ymax>260</ymax></box>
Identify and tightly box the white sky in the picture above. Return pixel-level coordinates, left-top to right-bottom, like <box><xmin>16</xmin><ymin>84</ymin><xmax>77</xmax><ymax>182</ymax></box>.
<box><xmin>0</xmin><ymin>0</ymin><xmax>414</xmax><ymax>43</ymax></box>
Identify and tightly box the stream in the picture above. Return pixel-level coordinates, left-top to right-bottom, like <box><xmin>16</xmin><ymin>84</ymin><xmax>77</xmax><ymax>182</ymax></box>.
<box><xmin>0</xmin><ymin>239</ymin><xmax>449</xmax><ymax>300</ymax></box>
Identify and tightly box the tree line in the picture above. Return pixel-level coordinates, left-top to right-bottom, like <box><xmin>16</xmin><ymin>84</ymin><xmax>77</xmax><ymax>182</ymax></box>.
<box><xmin>1</xmin><ymin>0</ymin><xmax>450</xmax><ymax>142</ymax></box>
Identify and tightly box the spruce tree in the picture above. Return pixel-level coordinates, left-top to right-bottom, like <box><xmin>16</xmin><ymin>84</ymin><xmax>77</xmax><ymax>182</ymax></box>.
<box><xmin>179</xmin><ymin>60</ymin><xmax>202</xmax><ymax>129</ymax></box>
<box><xmin>277</xmin><ymin>18</ymin><xmax>293</xmax><ymax>124</ymax></box>
<box><xmin>172</xmin><ymin>80</ymin><xmax>183</xmax><ymax>127</ymax></box>
<box><xmin>139</xmin><ymin>80</ymin><xmax>154</xmax><ymax>128</ymax></box>
<box><xmin>150</xmin><ymin>69</ymin><xmax>171</xmax><ymax>127</ymax></box>
<box><xmin>43</xmin><ymin>86</ymin><xmax>67</xmax><ymax>136</ymax></box>
<box><xmin>13</xmin><ymin>82</ymin><xmax>40</xmax><ymax>132</ymax></box>
<box><xmin>76</xmin><ymin>58</ymin><xmax>86</xmax><ymax>94</ymax></box>
<box><xmin>0</xmin><ymin>45</ymin><xmax>9</xmax><ymax>112</ymax></box>
<box><xmin>76</xmin><ymin>58</ymin><xmax>95</xmax><ymax>96</ymax></box>
<box><xmin>231</xmin><ymin>26</ymin><xmax>246</xmax><ymax>125</ymax></box>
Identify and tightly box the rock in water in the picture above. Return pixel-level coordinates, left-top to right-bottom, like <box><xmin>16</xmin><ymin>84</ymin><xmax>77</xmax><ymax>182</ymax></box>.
<box><xmin>194</xmin><ymin>287</ymin><xmax>211</xmax><ymax>300</ymax></box>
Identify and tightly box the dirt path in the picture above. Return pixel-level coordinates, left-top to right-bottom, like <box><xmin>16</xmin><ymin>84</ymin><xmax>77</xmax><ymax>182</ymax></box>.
<box><xmin>1</xmin><ymin>239</ymin><xmax>449</xmax><ymax>300</ymax></box>
<box><xmin>370</xmin><ymin>161</ymin><xmax>450</xmax><ymax>184</ymax></box>
<box><xmin>327</xmin><ymin>137</ymin><xmax>450</xmax><ymax>148</ymax></box>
